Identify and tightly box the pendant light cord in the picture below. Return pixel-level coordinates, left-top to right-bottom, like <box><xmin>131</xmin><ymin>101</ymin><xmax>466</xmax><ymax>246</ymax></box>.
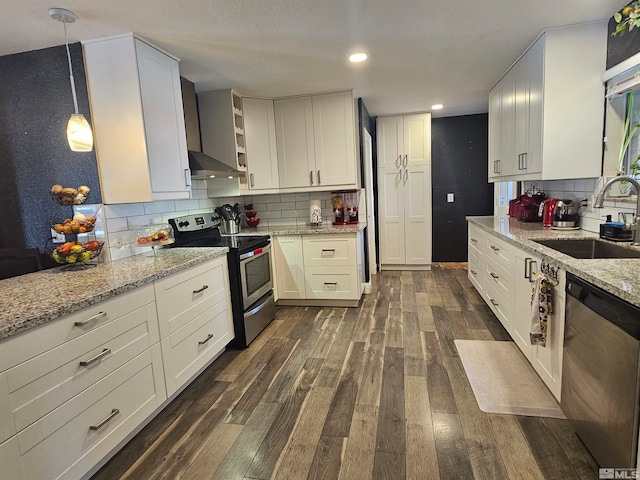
<box><xmin>63</xmin><ymin>21</ymin><xmax>80</xmax><ymax>115</ymax></box>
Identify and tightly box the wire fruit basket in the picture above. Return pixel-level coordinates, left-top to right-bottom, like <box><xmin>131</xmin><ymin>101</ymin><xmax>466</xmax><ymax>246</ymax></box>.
<box><xmin>48</xmin><ymin>240</ymin><xmax>104</xmax><ymax>269</ymax></box>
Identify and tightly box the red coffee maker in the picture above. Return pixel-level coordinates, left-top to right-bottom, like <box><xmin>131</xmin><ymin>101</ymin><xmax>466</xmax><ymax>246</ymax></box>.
<box><xmin>541</xmin><ymin>199</ymin><xmax>559</xmax><ymax>227</ymax></box>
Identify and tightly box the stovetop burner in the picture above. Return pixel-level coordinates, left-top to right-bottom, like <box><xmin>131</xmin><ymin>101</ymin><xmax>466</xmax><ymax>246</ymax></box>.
<box><xmin>168</xmin><ymin>214</ymin><xmax>269</xmax><ymax>254</ymax></box>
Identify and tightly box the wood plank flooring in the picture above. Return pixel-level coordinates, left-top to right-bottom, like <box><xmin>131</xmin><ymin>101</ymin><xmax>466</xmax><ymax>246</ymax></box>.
<box><xmin>92</xmin><ymin>267</ymin><xmax>599</xmax><ymax>480</ymax></box>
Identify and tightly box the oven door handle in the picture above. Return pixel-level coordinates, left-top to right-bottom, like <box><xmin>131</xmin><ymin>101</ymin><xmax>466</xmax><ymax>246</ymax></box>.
<box><xmin>239</xmin><ymin>242</ymin><xmax>271</xmax><ymax>261</ymax></box>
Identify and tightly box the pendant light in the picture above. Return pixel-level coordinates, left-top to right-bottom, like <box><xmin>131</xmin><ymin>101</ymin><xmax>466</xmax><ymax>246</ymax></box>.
<box><xmin>49</xmin><ymin>7</ymin><xmax>94</xmax><ymax>152</ymax></box>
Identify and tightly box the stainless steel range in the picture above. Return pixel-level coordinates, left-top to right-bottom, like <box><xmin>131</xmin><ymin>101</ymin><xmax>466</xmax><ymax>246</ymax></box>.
<box><xmin>168</xmin><ymin>213</ymin><xmax>275</xmax><ymax>349</ymax></box>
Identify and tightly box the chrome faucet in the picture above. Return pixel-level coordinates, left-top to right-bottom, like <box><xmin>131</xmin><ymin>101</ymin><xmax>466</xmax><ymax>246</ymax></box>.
<box><xmin>594</xmin><ymin>176</ymin><xmax>640</xmax><ymax>245</ymax></box>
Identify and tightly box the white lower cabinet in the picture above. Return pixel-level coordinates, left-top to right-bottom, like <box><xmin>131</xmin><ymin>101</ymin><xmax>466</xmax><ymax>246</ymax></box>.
<box><xmin>0</xmin><ymin>257</ymin><xmax>233</xmax><ymax>479</ymax></box>
<box><xmin>468</xmin><ymin>223</ymin><xmax>566</xmax><ymax>401</ymax></box>
<box><xmin>273</xmin><ymin>233</ymin><xmax>363</xmax><ymax>305</ymax></box>
<box><xmin>154</xmin><ymin>257</ymin><xmax>233</xmax><ymax>396</ymax></box>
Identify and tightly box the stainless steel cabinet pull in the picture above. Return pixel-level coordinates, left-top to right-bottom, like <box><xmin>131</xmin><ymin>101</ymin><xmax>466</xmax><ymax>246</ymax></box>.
<box><xmin>490</xmin><ymin>298</ymin><xmax>499</xmax><ymax>306</ymax></box>
<box><xmin>250</xmin><ymin>173</ymin><xmax>255</xmax><ymax>187</ymax></box>
<box><xmin>470</xmin><ymin>238</ymin><xmax>478</xmax><ymax>243</ymax></box>
<box><xmin>522</xmin><ymin>153</ymin><xmax>527</xmax><ymax>169</ymax></box>
<box><xmin>80</xmin><ymin>348</ymin><xmax>111</xmax><ymax>367</ymax></box>
<box><xmin>317</xmin><ymin>170</ymin><xmax>321</xmax><ymax>184</ymax></box>
<box><xmin>403</xmin><ymin>154</ymin><xmax>408</xmax><ymax>167</ymax></box>
<box><xmin>490</xmin><ymin>245</ymin><xmax>499</xmax><ymax>252</ymax></box>
<box><xmin>524</xmin><ymin>258</ymin><xmax>532</xmax><ymax>279</ymax></box>
<box><xmin>396</xmin><ymin>155</ymin><xmax>402</xmax><ymax>168</ymax></box>
<box><xmin>470</xmin><ymin>269</ymin><xmax>477</xmax><ymax>275</ymax></box>
<box><xmin>404</xmin><ymin>169</ymin><xmax>408</xmax><ymax>182</ymax></box>
<box><xmin>198</xmin><ymin>333</ymin><xmax>214</xmax><ymax>345</ymax></box>
<box><xmin>518</xmin><ymin>154</ymin><xmax>522</xmax><ymax>170</ymax></box>
<box><xmin>193</xmin><ymin>285</ymin><xmax>209</xmax><ymax>294</ymax></box>
<box><xmin>90</xmin><ymin>408</ymin><xmax>119</xmax><ymax>431</ymax></box>
<box><xmin>490</xmin><ymin>272</ymin><xmax>499</xmax><ymax>279</ymax></box>
<box><xmin>75</xmin><ymin>311</ymin><xmax>107</xmax><ymax>327</ymax></box>
<box><xmin>530</xmin><ymin>260</ymin><xmax>538</xmax><ymax>277</ymax></box>
<box><xmin>321</xmin><ymin>249</ymin><xmax>335</xmax><ymax>252</ymax></box>
<box><xmin>184</xmin><ymin>169</ymin><xmax>191</xmax><ymax>187</ymax></box>
<box><xmin>310</xmin><ymin>171</ymin><xmax>314</xmax><ymax>185</ymax></box>
<box><xmin>324</xmin><ymin>282</ymin><xmax>338</xmax><ymax>285</ymax></box>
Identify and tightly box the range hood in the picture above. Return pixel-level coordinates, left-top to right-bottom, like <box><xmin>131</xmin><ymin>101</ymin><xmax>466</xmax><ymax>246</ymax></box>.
<box><xmin>181</xmin><ymin>77</ymin><xmax>242</xmax><ymax>180</ymax></box>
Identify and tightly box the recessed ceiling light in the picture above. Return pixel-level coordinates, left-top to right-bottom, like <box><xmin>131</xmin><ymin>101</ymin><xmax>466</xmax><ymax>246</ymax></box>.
<box><xmin>349</xmin><ymin>53</ymin><xmax>368</xmax><ymax>63</ymax></box>
<box><xmin>431</xmin><ymin>104</ymin><xmax>444</xmax><ymax>110</ymax></box>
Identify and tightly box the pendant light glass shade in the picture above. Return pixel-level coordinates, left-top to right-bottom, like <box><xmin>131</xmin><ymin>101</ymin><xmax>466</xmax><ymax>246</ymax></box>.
<box><xmin>67</xmin><ymin>113</ymin><xmax>93</xmax><ymax>151</ymax></box>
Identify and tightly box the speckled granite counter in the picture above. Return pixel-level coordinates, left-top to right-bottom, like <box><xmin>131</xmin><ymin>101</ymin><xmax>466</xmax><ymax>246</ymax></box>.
<box><xmin>0</xmin><ymin>247</ymin><xmax>228</xmax><ymax>341</ymax></box>
<box><xmin>467</xmin><ymin>215</ymin><xmax>640</xmax><ymax>308</ymax></box>
<box><xmin>235</xmin><ymin>222</ymin><xmax>366</xmax><ymax>236</ymax></box>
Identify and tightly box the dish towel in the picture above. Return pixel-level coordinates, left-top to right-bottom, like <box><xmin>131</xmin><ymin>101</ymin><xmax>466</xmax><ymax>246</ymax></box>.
<box><xmin>530</xmin><ymin>272</ymin><xmax>553</xmax><ymax>347</ymax></box>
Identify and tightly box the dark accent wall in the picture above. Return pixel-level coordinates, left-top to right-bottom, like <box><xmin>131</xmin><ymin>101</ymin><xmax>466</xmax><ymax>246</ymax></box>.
<box><xmin>607</xmin><ymin>2</ymin><xmax>640</xmax><ymax>70</ymax></box>
<box><xmin>358</xmin><ymin>98</ymin><xmax>376</xmax><ymax>279</ymax></box>
<box><xmin>0</xmin><ymin>43</ymin><xmax>102</xmax><ymax>250</ymax></box>
<box><xmin>431</xmin><ymin>114</ymin><xmax>493</xmax><ymax>262</ymax></box>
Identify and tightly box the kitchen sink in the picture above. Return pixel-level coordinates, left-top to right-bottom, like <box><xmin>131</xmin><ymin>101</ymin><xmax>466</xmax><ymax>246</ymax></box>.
<box><xmin>533</xmin><ymin>239</ymin><xmax>640</xmax><ymax>259</ymax></box>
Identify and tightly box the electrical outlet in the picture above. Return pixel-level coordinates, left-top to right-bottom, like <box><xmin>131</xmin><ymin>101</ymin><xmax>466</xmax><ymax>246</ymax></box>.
<box><xmin>51</xmin><ymin>228</ymin><xmax>65</xmax><ymax>243</ymax></box>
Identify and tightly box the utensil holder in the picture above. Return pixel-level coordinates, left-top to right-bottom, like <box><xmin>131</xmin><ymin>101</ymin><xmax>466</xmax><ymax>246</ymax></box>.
<box><xmin>221</xmin><ymin>220</ymin><xmax>239</xmax><ymax>234</ymax></box>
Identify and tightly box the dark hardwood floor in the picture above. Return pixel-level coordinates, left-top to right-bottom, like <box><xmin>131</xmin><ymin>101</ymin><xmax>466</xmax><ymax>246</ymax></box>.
<box><xmin>92</xmin><ymin>267</ymin><xmax>599</xmax><ymax>480</ymax></box>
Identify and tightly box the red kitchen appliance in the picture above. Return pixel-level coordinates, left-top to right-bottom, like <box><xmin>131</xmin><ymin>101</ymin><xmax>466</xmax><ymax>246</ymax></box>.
<box><xmin>541</xmin><ymin>198</ymin><xmax>559</xmax><ymax>227</ymax></box>
<box><xmin>508</xmin><ymin>184</ymin><xmax>547</xmax><ymax>222</ymax></box>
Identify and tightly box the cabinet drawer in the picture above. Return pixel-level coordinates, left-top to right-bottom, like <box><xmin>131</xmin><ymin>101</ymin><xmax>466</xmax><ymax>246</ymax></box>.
<box><xmin>161</xmin><ymin>297</ymin><xmax>232</xmax><ymax>396</ymax></box>
<box><xmin>468</xmin><ymin>224</ymin><xmax>485</xmax><ymax>256</ymax></box>
<box><xmin>484</xmin><ymin>255</ymin><xmax>514</xmax><ymax>301</ymax></box>
<box><xmin>304</xmin><ymin>266</ymin><xmax>359</xmax><ymax>300</ymax></box>
<box><xmin>7</xmin><ymin>303</ymin><xmax>158</xmax><ymax>432</ymax></box>
<box><xmin>154</xmin><ymin>257</ymin><xmax>229</xmax><ymax>338</ymax></box>
<box><xmin>0</xmin><ymin>284</ymin><xmax>155</xmax><ymax>372</ymax></box>
<box><xmin>302</xmin><ymin>234</ymin><xmax>357</xmax><ymax>267</ymax></box>
<box><xmin>484</xmin><ymin>233</ymin><xmax>514</xmax><ymax>269</ymax></box>
<box><xmin>0</xmin><ymin>373</ymin><xmax>14</xmax><ymax>444</ymax></box>
<box><xmin>17</xmin><ymin>345</ymin><xmax>165</xmax><ymax>480</ymax></box>
<box><xmin>0</xmin><ymin>436</ymin><xmax>22</xmax><ymax>480</ymax></box>
<box><xmin>467</xmin><ymin>254</ymin><xmax>484</xmax><ymax>294</ymax></box>
<box><xmin>484</xmin><ymin>282</ymin><xmax>513</xmax><ymax>331</ymax></box>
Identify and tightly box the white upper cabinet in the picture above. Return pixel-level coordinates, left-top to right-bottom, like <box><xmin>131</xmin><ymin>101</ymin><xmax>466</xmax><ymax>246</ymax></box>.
<box><xmin>83</xmin><ymin>34</ymin><xmax>191</xmax><ymax>204</ymax></box>
<box><xmin>243</xmin><ymin>98</ymin><xmax>279</xmax><ymax>190</ymax></box>
<box><xmin>275</xmin><ymin>91</ymin><xmax>357</xmax><ymax>189</ymax></box>
<box><xmin>488</xmin><ymin>22</ymin><xmax>606</xmax><ymax>181</ymax></box>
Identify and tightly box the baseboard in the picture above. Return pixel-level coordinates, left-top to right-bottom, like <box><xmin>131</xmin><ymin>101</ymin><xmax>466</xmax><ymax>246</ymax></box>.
<box><xmin>276</xmin><ymin>298</ymin><xmax>361</xmax><ymax>308</ymax></box>
<box><xmin>362</xmin><ymin>282</ymin><xmax>372</xmax><ymax>294</ymax></box>
<box><xmin>380</xmin><ymin>264</ymin><xmax>432</xmax><ymax>271</ymax></box>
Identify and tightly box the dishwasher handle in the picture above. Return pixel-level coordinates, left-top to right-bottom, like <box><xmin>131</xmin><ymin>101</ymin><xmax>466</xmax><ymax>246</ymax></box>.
<box><xmin>566</xmin><ymin>273</ymin><xmax>640</xmax><ymax>340</ymax></box>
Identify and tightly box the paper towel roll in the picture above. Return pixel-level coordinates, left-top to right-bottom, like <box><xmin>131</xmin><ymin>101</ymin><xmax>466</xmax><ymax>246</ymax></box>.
<box><xmin>310</xmin><ymin>199</ymin><xmax>322</xmax><ymax>225</ymax></box>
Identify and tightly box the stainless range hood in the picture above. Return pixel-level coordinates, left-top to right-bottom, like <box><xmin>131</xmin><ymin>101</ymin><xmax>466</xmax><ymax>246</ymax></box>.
<box><xmin>181</xmin><ymin>77</ymin><xmax>242</xmax><ymax>180</ymax></box>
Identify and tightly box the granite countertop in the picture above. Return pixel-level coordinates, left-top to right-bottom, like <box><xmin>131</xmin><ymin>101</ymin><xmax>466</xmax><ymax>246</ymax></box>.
<box><xmin>0</xmin><ymin>247</ymin><xmax>228</xmax><ymax>341</ymax></box>
<box><xmin>467</xmin><ymin>215</ymin><xmax>640</xmax><ymax>308</ymax></box>
<box><xmin>237</xmin><ymin>222</ymin><xmax>367</xmax><ymax>236</ymax></box>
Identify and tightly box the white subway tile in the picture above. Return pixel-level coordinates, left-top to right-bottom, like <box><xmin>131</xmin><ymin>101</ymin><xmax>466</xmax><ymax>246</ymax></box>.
<box><xmin>109</xmin><ymin>244</ymin><xmax>132</xmax><ymax>261</ymax></box>
<box><xmin>580</xmin><ymin>217</ymin><xmax>600</xmax><ymax>233</ymax></box>
<box><xmin>266</xmin><ymin>202</ymin><xmax>296</xmax><ymax>211</ymax></box>
<box><xmin>296</xmin><ymin>201</ymin><xmax>311</xmax><ymax>209</ymax></box>
<box><xmin>104</xmin><ymin>203</ymin><xmax>145</xmax><ymax>219</ymax></box>
<box><xmin>279</xmin><ymin>193</ymin><xmax>298</xmax><ymax>202</ymax></box>
<box><xmin>105</xmin><ymin>217</ymin><xmax>128</xmax><ymax>233</ymax></box>
<box><xmin>144</xmin><ymin>201</ymin><xmax>176</xmax><ymax>214</ymax></box>
<box><xmin>198</xmin><ymin>198</ymin><xmax>218</xmax><ymax>209</ymax></box>
<box><xmin>251</xmin><ymin>203</ymin><xmax>267</xmax><ymax>213</ymax></box>
<box><xmin>267</xmin><ymin>218</ymin><xmax>298</xmax><ymax>226</ymax></box>
<box><xmin>191</xmin><ymin>189</ymin><xmax>209</xmax><ymax>199</ymax></box>
<box><xmin>260</xmin><ymin>194</ymin><xmax>282</xmax><ymax>203</ymax></box>
<box><xmin>127</xmin><ymin>215</ymin><xmax>154</xmax><ymax>227</ymax></box>
<box><xmin>175</xmin><ymin>199</ymin><xmax>201</xmax><ymax>211</ymax></box>
<box><xmin>260</xmin><ymin>210</ymin><xmax>282</xmax><ymax>219</ymax></box>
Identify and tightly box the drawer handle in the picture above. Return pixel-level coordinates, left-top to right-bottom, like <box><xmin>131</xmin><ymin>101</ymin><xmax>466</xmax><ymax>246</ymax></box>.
<box><xmin>80</xmin><ymin>348</ymin><xmax>111</xmax><ymax>367</ymax></box>
<box><xmin>74</xmin><ymin>311</ymin><xmax>107</xmax><ymax>327</ymax></box>
<box><xmin>490</xmin><ymin>245</ymin><xmax>500</xmax><ymax>252</ymax></box>
<box><xmin>324</xmin><ymin>282</ymin><xmax>338</xmax><ymax>285</ymax></box>
<box><xmin>489</xmin><ymin>298</ymin><xmax>499</xmax><ymax>307</ymax></box>
<box><xmin>470</xmin><ymin>238</ymin><xmax>478</xmax><ymax>243</ymax></box>
<box><xmin>470</xmin><ymin>269</ymin><xmax>477</xmax><ymax>275</ymax></box>
<box><xmin>193</xmin><ymin>285</ymin><xmax>209</xmax><ymax>294</ymax></box>
<box><xmin>318</xmin><ymin>170</ymin><xmax>321</xmax><ymax>185</ymax></box>
<box><xmin>321</xmin><ymin>249</ymin><xmax>335</xmax><ymax>252</ymax></box>
<box><xmin>199</xmin><ymin>333</ymin><xmax>214</xmax><ymax>345</ymax></box>
<box><xmin>490</xmin><ymin>272</ymin><xmax>499</xmax><ymax>279</ymax></box>
<box><xmin>89</xmin><ymin>408</ymin><xmax>120</xmax><ymax>431</ymax></box>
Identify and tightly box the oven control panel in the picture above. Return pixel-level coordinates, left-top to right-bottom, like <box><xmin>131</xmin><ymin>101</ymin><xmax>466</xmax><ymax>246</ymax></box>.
<box><xmin>169</xmin><ymin>213</ymin><xmax>221</xmax><ymax>233</ymax></box>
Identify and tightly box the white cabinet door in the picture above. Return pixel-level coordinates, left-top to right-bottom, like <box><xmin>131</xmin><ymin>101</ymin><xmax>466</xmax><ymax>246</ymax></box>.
<box><xmin>312</xmin><ymin>92</ymin><xmax>356</xmax><ymax>187</ymax></box>
<box><xmin>513</xmin><ymin>253</ymin><xmax>538</xmax><ymax>360</ymax></box>
<box><xmin>135</xmin><ymin>39</ymin><xmax>190</xmax><ymax>200</ymax></box>
<box><xmin>404</xmin><ymin>166</ymin><xmax>431</xmax><ymax>265</ymax></box>
<box><xmin>403</xmin><ymin>113</ymin><xmax>431</xmax><ymax>167</ymax></box>
<box><xmin>275</xmin><ymin>97</ymin><xmax>315</xmax><ymax>188</ymax></box>
<box><xmin>523</xmin><ymin>38</ymin><xmax>544</xmax><ymax>175</ymax></box>
<box><xmin>499</xmin><ymin>69</ymin><xmax>516</xmax><ymax>177</ymax></box>
<box><xmin>488</xmin><ymin>86</ymin><xmax>502</xmax><ymax>181</ymax></box>
<box><xmin>273</xmin><ymin>236</ymin><xmax>305</xmax><ymax>299</ymax></box>
<box><xmin>83</xmin><ymin>34</ymin><xmax>190</xmax><ymax>204</ymax></box>
<box><xmin>244</xmin><ymin>98</ymin><xmax>279</xmax><ymax>190</ymax></box>
<box><xmin>378</xmin><ymin>168</ymin><xmax>405</xmax><ymax>264</ymax></box>
<box><xmin>377</xmin><ymin>116</ymin><xmax>404</xmax><ymax>169</ymax></box>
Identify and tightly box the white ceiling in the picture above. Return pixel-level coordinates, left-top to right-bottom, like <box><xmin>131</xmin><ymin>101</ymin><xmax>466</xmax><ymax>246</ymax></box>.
<box><xmin>0</xmin><ymin>0</ymin><xmax>626</xmax><ymax>117</ymax></box>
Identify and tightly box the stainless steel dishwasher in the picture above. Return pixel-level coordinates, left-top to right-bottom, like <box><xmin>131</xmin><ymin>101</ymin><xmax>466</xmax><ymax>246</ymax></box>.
<box><xmin>562</xmin><ymin>273</ymin><xmax>640</xmax><ymax>468</ymax></box>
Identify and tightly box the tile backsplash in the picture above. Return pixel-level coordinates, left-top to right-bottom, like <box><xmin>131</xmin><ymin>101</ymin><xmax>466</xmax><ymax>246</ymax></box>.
<box><xmin>101</xmin><ymin>181</ymin><xmax>358</xmax><ymax>261</ymax></box>
<box><xmin>523</xmin><ymin>178</ymin><xmax>637</xmax><ymax>233</ymax></box>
